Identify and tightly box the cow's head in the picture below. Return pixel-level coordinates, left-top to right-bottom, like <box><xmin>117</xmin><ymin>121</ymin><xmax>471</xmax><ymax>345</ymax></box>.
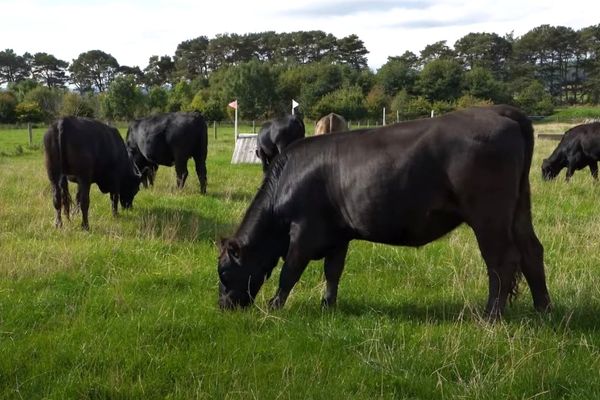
<box><xmin>541</xmin><ymin>158</ymin><xmax>561</xmax><ymax>180</ymax></box>
<box><xmin>120</xmin><ymin>165</ymin><xmax>142</xmax><ymax>209</ymax></box>
<box><xmin>217</xmin><ymin>237</ymin><xmax>282</xmax><ymax>310</ymax></box>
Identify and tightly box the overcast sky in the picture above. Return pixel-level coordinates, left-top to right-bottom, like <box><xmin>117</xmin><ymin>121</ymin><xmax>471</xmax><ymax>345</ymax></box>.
<box><xmin>3</xmin><ymin>0</ymin><xmax>599</xmax><ymax>70</ymax></box>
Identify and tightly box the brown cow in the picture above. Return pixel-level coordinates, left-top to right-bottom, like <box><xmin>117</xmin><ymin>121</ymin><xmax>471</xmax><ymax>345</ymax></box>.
<box><xmin>314</xmin><ymin>113</ymin><xmax>348</xmax><ymax>135</ymax></box>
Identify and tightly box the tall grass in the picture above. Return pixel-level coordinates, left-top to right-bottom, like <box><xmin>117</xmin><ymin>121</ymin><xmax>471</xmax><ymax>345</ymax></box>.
<box><xmin>1</xmin><ymin>122</ymin><xmax>600</xmax><ymax>399</ymax></box>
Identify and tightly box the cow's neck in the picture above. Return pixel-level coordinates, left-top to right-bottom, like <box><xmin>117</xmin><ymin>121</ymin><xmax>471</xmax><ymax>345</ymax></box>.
<box><xmin>235</xmin><ymin>185</ymin><xmax>279</xmax><ymax>250</ymax></box>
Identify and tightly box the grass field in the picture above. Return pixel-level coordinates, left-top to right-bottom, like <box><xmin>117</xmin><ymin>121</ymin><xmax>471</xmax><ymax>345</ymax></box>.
<box><xmin>1</xmin><ymin>121</ymin><xmax>600</xmax><ymax>399</ymax></box>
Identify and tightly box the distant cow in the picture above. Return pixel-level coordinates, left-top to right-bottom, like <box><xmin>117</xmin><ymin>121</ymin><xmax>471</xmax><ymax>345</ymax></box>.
<box><xmin>44</xmin><ymin>117</ymin><xmax>141</xmax><ymax>230</ymax></box>
<box><xmin>542</xmin><ymin>122</ymin><xmax>600</xmax><ymax>181</ymax></box>
<box><xmin>126</xmin><ymin>111</ymin><xmax>208</xmax><ymax>193</ymax></box>
<box><xmin>255</xmin><ymin>115</ymin><xmax>305</xmax><ymax>172</ymax></box>
<box><xmin>315</xmin><ymin>113</ymin><xmax>348</xmax><ymax>135</ymax></box>
<box><xmin>218</xmin><ymin>105</ymin><xmax>551</xmax><ymax>319</ymax></box>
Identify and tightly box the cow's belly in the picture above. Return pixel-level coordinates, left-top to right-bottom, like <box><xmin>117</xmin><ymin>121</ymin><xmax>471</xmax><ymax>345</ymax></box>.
<box><xmin>350</xmin><ymin>207</ymin><xmax>463</xmax><ymax>247</ymax></box>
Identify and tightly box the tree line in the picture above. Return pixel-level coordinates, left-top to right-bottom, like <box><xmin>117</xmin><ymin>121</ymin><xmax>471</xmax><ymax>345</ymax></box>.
<box><xmin>1</xmin><ymin>25</ymin><xmax>599</xmax><ymax>124</ymax></box>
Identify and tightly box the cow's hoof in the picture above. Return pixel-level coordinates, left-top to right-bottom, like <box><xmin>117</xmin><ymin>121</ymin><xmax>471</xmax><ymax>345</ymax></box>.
<box><xmin>321</xmin><ymin>298</ymin><xmax>337</xmax><ymax>309</ymax></box>
<box><xmin>534</xmin><ymin>301</ymin><xmax>552</xmax><ymax>313</ymax></box>
<box><xmin>268</xmin><ymin>296</ymin><xmax>284</xmax><ymax>310</ymax></box>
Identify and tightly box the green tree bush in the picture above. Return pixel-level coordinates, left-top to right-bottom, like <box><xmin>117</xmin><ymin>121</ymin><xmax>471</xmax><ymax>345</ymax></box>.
<box><xmin>515</xmin><ymin>80</ymin><xmax>555</xmax><ymax>115</ymax></box>
<box><xmin>103</xmin><ymin>76</ymin><xmax>144</xmax><ymax>120</ymax></box>
<box><xmin>15</xmin><ymin>101</ymin><xmax>45</xmax><ymax>122</ymax></box>
<box><xmin>0</xmin><ymin>91</ymin><xmax>18</xmax><ymax>123</ymax></box>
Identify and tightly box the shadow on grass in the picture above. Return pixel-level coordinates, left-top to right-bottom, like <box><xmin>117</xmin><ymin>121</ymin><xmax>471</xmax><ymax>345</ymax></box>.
<box><xmin>134</xmin><ymin>206</ymin><xmax>236</xmax><ymax>242</ymax></box>
<box><xmin>332</xmin><ymin>299</ymin><xmax>476</xmax><ymax>323</ymax></box>
<box><xmin>290</xmin><ymin>298</ymin><xmax>600</xmax><ymax>331</ymax></box>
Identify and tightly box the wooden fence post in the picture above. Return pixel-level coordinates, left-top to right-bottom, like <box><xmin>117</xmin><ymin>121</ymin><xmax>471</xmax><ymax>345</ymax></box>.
<box><xmin>213</xmin><ymin>121</ymin><xmax>217</xmax><ymax>140</ymax></box>
<box><xmin>28</xmin><ymin>123</ymin><xmax>33</xmax><ymax>146</ymax></box>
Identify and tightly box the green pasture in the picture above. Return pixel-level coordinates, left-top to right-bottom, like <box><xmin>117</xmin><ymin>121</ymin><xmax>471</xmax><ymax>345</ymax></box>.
<box><xmin>1</xmin><ymin>121</ymin><xmax>600</xmax><ymax>399</ymax></box>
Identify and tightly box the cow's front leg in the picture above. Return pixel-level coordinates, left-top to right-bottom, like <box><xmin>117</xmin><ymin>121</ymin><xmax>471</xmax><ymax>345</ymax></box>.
<box><xmin>589</xmin><ymin>162</ymin><xmax>598</xmax><ymax>180</ymax></box>
<box><xmin>322</xmin><ymin>242</ymin><xmax>349</xmax><ymax>308</ymax></box>
<box><xmin>110</xmin><ymin>193</ymin><xmax>119</xmax><ymax>216</ymax></box>
<box><xmin>268</xmin><ymin>257</ymin><xmax>310</xmax><ymax>310</ymax></box>
<box><xmin>565</xmin><ymin>165</ymin><xmax>575</xmax><ymax>182</ymax></box>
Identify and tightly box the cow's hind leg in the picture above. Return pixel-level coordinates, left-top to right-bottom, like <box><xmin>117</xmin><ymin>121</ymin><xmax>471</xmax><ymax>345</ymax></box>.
<box><xmin>77</xmin><ymin>180</ymin><xmax>91</xmax><ymax>230</ymax></box>
<box><xmin>472</xmin><ymin>218</ymin><xmax>521</xmax><ymax>320</ymax></box>
<box><xmin>174</xmin><ymin>158</ymin><xmax>188</xmax><ymax>189</ymax></box>
<box><xmin>51</xmin><ymin>180</ymin><xmax>63</xmax><ymax>228</ymax></box>
<box><xmin>513</xmin><ymin>185</ymin><xmax>551</xmax><ymax>312</ymax></box>
<box><xmin>589</xmin><ymin>162</ymin><xmax>598</xmax><ymax>181</ymax></box>
<box><xmin>193</xmin><ymin>154</ymin><xmax>207</xmax><ymax>194</ymax></box>
<box><xmin>321</xmin><ymin>242</ymin><xmax>349</xmax><ymax>308</ymax></box>
<box><xmin>59</xmin><ymin>175</ymin><xmax>72</xmax><ymax>221</ymax></box>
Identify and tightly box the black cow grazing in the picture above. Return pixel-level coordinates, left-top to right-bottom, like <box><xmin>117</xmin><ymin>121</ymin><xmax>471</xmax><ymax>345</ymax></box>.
<box><xmin>218</xmin><ymin>105</ymin><xmax>551</xmax><ymax>319</ymax></box>
<box><xmin>541</xmin><ymin>122</ymin><xmax>600</xmax><ymax>181</ymax></box>
<box><xmin>255</xmin><ymin>115</ymin><xmax>305</xmax><ymax>172</ymax></box>
<box><xmin>126</xmin><ymin>111</ymin><xmax>208</xmax><ymax>193</ymax></box>
<box><xmin>44</xmin><ymin>117</ymin><xmax>141</xmax><ymax>230</ymax></box>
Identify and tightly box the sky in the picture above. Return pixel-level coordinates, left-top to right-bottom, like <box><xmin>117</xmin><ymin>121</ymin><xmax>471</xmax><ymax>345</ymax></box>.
<box><xmin>2</xmin><ymin>0</ymin><xmax>599</xmax><ymax>70</ymax></box>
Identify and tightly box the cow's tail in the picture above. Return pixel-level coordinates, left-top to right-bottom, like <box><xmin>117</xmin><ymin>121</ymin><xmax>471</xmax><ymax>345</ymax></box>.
<box><xmin>494</xmin><ymin>106</ymin><xmax>536</xmax><ymax>302</ymax></box>
<box><xmin>56</xmin><ymin>119</ymin><xmax>73</xmax><ymax>213</ymax></box>
<box><xmin>492</xmin><ymin>105</ymin><xmax>534</xmax><ymax>193</ymax></box>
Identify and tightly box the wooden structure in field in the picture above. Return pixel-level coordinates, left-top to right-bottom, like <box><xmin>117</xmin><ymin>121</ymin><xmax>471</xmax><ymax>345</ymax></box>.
<box><xmin>231</xmin><ymin>133</ymin><xmax>261</xmax><ymax>164</ymax></box>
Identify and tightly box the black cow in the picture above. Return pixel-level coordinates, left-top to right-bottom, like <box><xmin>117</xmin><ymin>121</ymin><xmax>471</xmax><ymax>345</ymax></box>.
<box><xmin>44</xmin><ymin>117</ymin><xmax>141</xmax><ymax>230</ymax></box>
<box><xmin>126</xmin><ymin>111</ymin><xmax>208</xmax><ymax>193</ymax></box>
<box><xmin>541</xmin><ymin>122</ymin><xmax>600</xmax><ymax>181</ymax></box>
<box><xmin>255</xmin><ymin>115</ymin><xmax>305</xmax><ymax>172</ymax></box>
<box><xmin>218</xmin><ymin>105</ymin><xmax>551</xmax><ymax>319</ymax></box>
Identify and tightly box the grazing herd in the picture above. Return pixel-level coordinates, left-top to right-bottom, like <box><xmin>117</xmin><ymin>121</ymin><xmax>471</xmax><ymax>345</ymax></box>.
<box><xmin>42</xmin><ymin>105</ymin><xmax>600</xmax><ymax>318</ymax></box>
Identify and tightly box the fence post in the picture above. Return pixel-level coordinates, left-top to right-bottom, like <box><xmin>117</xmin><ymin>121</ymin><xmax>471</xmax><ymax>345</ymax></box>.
<box><xmin>252</xmin><ymin>120</ymin><xmax>256</xmax><ymax>133</ymax></box>
<box><xmin>213</xmin><ymin>121</ymin><xmax>217</xmax><ymax>140</ymax></box>
<box><xmin>28</xmin><ymin>123</ymin><xmax>33</xmax><ymax>146</ymax></box>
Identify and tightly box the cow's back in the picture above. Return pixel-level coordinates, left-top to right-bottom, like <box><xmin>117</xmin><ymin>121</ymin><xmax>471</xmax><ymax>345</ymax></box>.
<box><xmin>54</xmin><ymin>117</ymin><xmax>128</xmax><ymax>179</ymax></box>
<box><xmin>565</xmin><ymin>122</ymin><xmax>600</xmax><ymax>156</ymax></box>
<box><xmin>129</xmin><ymin>112</ymin><xmax>207</xmax><ymax>165</ymax></box>
<box><xmin>273</xmin><ymin>106</ymin><xmax>529</xmax><ymax>245</ymax></box>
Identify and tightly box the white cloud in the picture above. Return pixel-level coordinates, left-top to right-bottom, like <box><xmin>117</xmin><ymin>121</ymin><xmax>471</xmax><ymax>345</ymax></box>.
<box><xmin>2</xmin><ymin>0</ymin><xmax>599</xmax><ymax>70</ymax></box>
